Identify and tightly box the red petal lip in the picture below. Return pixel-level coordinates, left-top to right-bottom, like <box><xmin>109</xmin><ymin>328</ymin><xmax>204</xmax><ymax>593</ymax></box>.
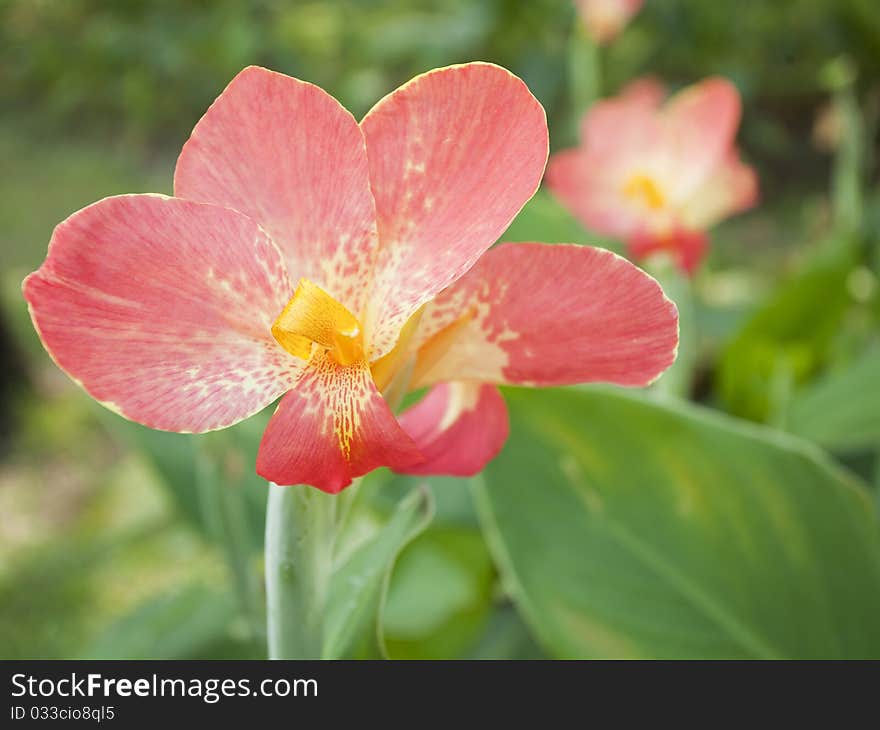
<box><xmin>627</xmin><ymin>228</ymin><xmax>709</xmax><ymax>276</ymax></box>
<box><xmin>396</xmin><ymin>382</ymin><xmax>509</xmax><ymax>477</ymax></box>
<box><xmin>256</xmin><ymin>353</ymin><xmax>423</xmax><ymax>493</ymax></box>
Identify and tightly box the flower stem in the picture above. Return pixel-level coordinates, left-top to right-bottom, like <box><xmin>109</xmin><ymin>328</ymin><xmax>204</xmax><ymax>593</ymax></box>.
<box><xmin>265</xmin><ymin>483</ymin><xmax>336</xmax><ymax>659</ymax></box>
<box><xmin>823</xmin><ymin>56</ymin><xmax>864</xmax><ymax>237</ymax></box>
<box><xmin>568</xmin><ymin>18</ymin><xmax>601</xmax><ymax>127</ymax></box>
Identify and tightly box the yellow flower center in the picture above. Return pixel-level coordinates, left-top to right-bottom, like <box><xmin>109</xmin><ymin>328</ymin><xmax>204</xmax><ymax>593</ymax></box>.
<box><xmin>623</xmin><ymin>173</ymin><xmax>666</xmax><ymax>211</ymax></box>
<box><xmin>272</xmin><ymin>278</ymin><xmax>364</xmax><ymax>366</ymax></box>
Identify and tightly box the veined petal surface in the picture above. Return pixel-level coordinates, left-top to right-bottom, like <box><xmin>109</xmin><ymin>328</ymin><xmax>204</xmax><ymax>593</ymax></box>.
<box><xmin>174</xmin><ymin>66</ymin><xmax>379</xmax><ymax>316</ymax></box>
<box><xmin>23</xmin><ymin>194</ymin><xmax>298</xmax><ymax>432</ymax></box>
<box><xmin>663</xmin><ymin>77</ymin><xmax>742</xmax><ymax>201</ymax></box>
<box><xmin>360</xmin><ymin>62</ymin><xmax>548</xmax><ymax>358</ymax></box>
<box><xmin>681</xmin><ymin>151</ymin><xmax>759</xmax><ymax>231</ymax></box>
<box><xmin>411</xmin><ymin>243</ymin><xmax>678</xmax><ymax>388</ymax></box>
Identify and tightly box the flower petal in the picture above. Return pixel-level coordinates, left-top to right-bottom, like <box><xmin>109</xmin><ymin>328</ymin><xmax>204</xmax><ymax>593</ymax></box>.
<box><xmin>410</xmin><ymin>243</ymin><xmax>678</xmax><ymax>388</ymax></box>
<box><xmin>547</xmin><ymin>79</ymin><xmax>668</xmax><ymax>240</ymax></box>
<box><xmin>174</xmin><ymin>66</ymin><xmax>379</xmax><ymax>316</ymax></box>
<box><xmin>681</xmin><ymin>151</ymin><xmax>759</xmax><ymax>231</ymax></box>
<box><xmin>256</xmin><ymin>352</ymin><xmax>423</xmax><ymax>493</ymax></box>
<box><xmin>579</xmin><ymin>77</ymin><xmax>665</xmax><ymax>153</ymax></box>
<box><xmin>396</xmin><ymin>382</ymin><xmax>509</xmax><ymax>477</ymax></box>
<box><xmin>23</xmin><ymin>194</ymin><xmax>299</xmax><ymax>432</ymax></box>
<box><xmin>360</xmin><ymin>62</ymin><xmax>548</xmax><ymax>358</ymax></box>
<box><xmin>545</xmin><ymin>148</ymin><xmax>645</xmax><ymax>240</ymax></box>
<box><xmin>616</xmin><ymin>76</ymin><xmax>666</xmax><ymax>108</ymax></box>
<box><xmin>663</xmin><ymin>77</ymin><xmax>742</xmax><ymax>200</ymax></box>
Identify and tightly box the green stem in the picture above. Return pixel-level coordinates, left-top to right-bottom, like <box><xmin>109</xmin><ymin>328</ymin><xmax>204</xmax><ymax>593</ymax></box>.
<box><xmin>824</xmin><ymin>58</ymin><xmax>864</xmax><ymax>237</ymax></box>
<box><xmin>568</xmin><ymin>19</ymin><xmax>601</xmax><ymax>127</ymax></box>
<box><xmin>265</xmin><ymin>483</ymin><xmax>336</xmax><ymax>659</ymax></box>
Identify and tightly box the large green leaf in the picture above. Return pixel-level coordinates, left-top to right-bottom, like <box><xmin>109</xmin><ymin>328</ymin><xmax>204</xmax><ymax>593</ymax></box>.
<box><xmin>383</xmin><ymin>527</ymin><xmax>494</xmax><ymax>659</ymax></box>
<box><xmin>786</xmin><ymin>348</ymin><xmax>880</xmax><ymax>452</ymax></box>
<box><xmin>474</xmin><ymin>386</ymin><xmax>880</xmax><ymax>659</ymax></box>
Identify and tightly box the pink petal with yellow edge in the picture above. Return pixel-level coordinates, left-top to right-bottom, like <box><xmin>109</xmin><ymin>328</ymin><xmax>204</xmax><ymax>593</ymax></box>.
<box><xmin>360</xmin><ymin>62</ymin><xmax>548</xmax><ymax>358</ymax></box>
<box><xmin>396</xmin><ymin>382</ymin><xmax>509</xmax><ymax>477</ymax></box>
<box><xmin>256</xmin><ymin>351</ymin><xmax>423</xmax><ymax>493</ymax></box>
<box><xmin>23</xmin><ymin>195</ymin><xmax>299</xmax><ymax>433</ymax></box>
<box><xmin>663</xmin><ymin>77</ymin><xmax>742</xmax><ymax>200</ymax></box>
<box><xmin>682</xmin><ymin>150</ymin><xmax>759</xmax><ymax>231</ymax></box>
<box><xmin>174</xmin><ymin>66</ymin><xmax>379</xmax><ymax>316</ymax></box>
<box><xmin>411</xmin><ymin>243</ymin><xmax>678</xmax><ymax>388</ymax></box>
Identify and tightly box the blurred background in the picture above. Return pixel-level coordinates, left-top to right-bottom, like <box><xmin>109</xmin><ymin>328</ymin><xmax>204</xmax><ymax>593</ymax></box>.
<box><xmin>1</xmin><ymin>0</ymin><xmax>879</xmax><ymax>659</ymax></box>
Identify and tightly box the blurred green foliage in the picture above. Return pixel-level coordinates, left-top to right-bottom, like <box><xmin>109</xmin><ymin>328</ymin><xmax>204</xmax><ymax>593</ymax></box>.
<box><xmin>2</xmin><ymin>0</ymin><xmax>880</xmax><ymax>659</ymax></box>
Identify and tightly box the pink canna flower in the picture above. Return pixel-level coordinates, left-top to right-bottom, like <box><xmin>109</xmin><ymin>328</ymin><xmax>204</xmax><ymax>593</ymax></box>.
<box><xmin>575</xmin><ymin>0</ymin><xmax>644</xmax><ymax>45</ymax></box>
<box><xmin>23</xmin><ymin>63</ymin><xmax>678</xmax><ymax>494</ymax></box>
<box><xmin>546</xmin><ymin>76</ymin><xmax>759</xmax><ymax>275</ymax></box>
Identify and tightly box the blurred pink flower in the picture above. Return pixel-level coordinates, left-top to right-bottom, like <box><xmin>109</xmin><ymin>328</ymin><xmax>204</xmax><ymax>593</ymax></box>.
<box><xmin>23</xmin><ymin>64</ymin><xmax>679</xmax><ymax>493</ymax></box>
<box><xmin>576</xmin><ymin>0</ymin><xmax>644</xmax><ymax>45</ymax></box>
<box><xmin>547</xmin><ymin>77</ymin><xmax>759</xmax><ymax>274</ymax></box>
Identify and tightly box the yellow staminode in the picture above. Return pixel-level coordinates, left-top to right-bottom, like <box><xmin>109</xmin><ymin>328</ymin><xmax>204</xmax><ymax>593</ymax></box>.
<box><xmin>370</xmin><ymin>306</ymin><xmax>424</xmax><ymax>392</ymax></box>
<box><xmin>623</xmin><ymin>173</ymin><xmax>666</xmax><ymax>211</ymax></box>
<box><xmin>272</xmin><ymin>278</ymin><xmax>364</xmax><ymax>366</ymax></box>
<box><xmin>411</xmin><ymin>309</ymin><xmax>475</xmax><ymax>387</ymax></box>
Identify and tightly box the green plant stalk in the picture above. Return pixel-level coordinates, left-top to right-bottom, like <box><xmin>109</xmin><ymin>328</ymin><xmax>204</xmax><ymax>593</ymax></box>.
<box><xmin>831</xmin><ymin>80</ymin><xmax>865</xmax><ymax>237</ymax></box>
<box><xmin>568</xmin><ymin>19</ymin><xmax>601</xmax><ymax>127</ymax></box>
<box><xmin>265</xmin><ymin>483</ymin><xmax>337</xmax><ymax>659</ymax></box>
